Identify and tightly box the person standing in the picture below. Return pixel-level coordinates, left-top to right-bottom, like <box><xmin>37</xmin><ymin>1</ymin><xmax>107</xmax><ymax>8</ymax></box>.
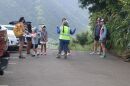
<box><xmin>40</xmin><ymin>25</ymin><xmax>48</xmax><ymax>55</ymax></box>
<box><xmin>99</xmin><ymin>19</ymin><xmax>107</xmax><ymax>58</ymax></box>
<box><xmin>90</xmin><ymin>18</ymin><xmax>101</xmax><ymax>54</ymax></box>
<box><xmin>56</xmin><ymin>19</ymin><xmax>76</xmax><ymax>59</ymax></box>
<box><xmin>31</xmin><ymin>27</ymin><xmax>39</xmax><ymax>57</ymax></box>
<box><xmin>26</xmin><ymin>22</ymin><xmax>32</xmax><ymax>54</ymax></box>
<box><xmin>61</xmin><ymin>18</ymin><xmax>71</xmax><ymax>55</ymax></box>
<box><xmin>17</xmin><ymin>17</ymin><xmax>26</xmax><ymax>59</ymax></box>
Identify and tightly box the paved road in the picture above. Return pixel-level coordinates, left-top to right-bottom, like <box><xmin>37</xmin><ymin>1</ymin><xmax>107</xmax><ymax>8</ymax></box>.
<box><xmin>0</xmin><ymin>50</ymin><xmax>130</xmax><ymax>86</ymax></box>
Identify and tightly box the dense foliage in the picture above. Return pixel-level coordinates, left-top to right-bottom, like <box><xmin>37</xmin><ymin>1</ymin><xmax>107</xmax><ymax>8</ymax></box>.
<box><xmin>76</xmin><ymin>32</ymin><xmax>88</xmax><ymax>47</ymax></box>
<box><xmin>79</xmin><ymin>0</ymin><xmax>130</xmax><ymax>54</ymax></box>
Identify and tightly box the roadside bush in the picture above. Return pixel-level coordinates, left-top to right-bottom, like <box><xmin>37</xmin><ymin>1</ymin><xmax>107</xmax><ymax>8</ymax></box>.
<box><xmin>76</xmin><ymin>32</ymin><xmax>88</xmax><ymax>47</ymax></box>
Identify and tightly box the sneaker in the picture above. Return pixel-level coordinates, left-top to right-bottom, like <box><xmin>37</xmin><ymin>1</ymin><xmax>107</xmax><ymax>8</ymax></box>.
<box><xmin>37</xmin><ymin>52</ymin><xmax>40</xmax><ymax>56</ymax></box>
<box><xmin>44</xmin><ymin>52</ymin><xmax>47</xmax><ymax>55</ymax></box>
<box><xmin>19</xmin><ymin>56</ymin><xmax>26</xmax><ymax>59</ymax></box>
<box><xmin>32</xmin><ymin>54</ymin><xmax>35</xmax><ymax>57</ymax></box>
<box><xmin>40</xmin><ymin>53</ymin><xmax>43</xmax><ymax>55</ymax></box>
<box><xmin>67</xmin><ymin>53</ymin><xmax>71</xmax><ymax>56</ymax></box>
<box><xmin>96</xmin><ymin>52</ymin><xmax>101</xmax><ymax>55</ymax></box>
<box><xmin>32</xmin><ymin>52</ymin><xmax>36</xmax><ymax>57</ymax></box>
<box><xmin>56</xmin><ymin>54</ymin><xmax>61</xmax><ymax>59</ymax></box>
<box><xmin>100</xmin><ymin>55</ymin><xmax>106</xmax><ymax>58</ymax></box>
<box><xmin>90</xmin><ymin>52</ymin><xmax>96</xmax><ymax>55</ymax></box>
<box><xmin>40</xmin><ymin>52</ymin><xmax>43</xmax><ymax>55</ymax></box>
<box><xmin>61</xmin><ymin>52</ymin><xmax>65</xmax><ymax>56</ymax></box>
<box><xmin>36</xmin><ymin>54</ymin><xmax>39</xmax><ymax>58</ymax></box>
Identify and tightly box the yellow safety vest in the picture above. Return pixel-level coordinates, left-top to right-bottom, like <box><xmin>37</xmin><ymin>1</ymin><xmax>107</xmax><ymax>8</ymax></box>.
<box><xmin>59</xmin><ymin>26</ymin><xmax>70</xmax><ymax>40</ymax></box>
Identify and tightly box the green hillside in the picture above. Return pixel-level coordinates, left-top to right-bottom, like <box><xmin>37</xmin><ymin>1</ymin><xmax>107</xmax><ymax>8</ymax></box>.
<box><xmin>0</xmin><ymin>0</ymin><xmax>89</xmax><ymax>39</ymax></box>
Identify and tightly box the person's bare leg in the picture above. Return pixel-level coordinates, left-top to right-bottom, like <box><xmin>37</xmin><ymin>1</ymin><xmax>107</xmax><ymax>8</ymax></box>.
<box><xmin>41</xmin><ymin>44</ymin><xmax>43</xmax><ymax>54</ymax></box>
<box><xmin>19</xmin><ymin>42</ymin><xmax>23</xmax><ymax>56</ymax></box>
<box><xmin>33</xmin><ymin>48</ymin><xmax>37</xmax><ymax>56</ymax></box>
<box><xmin>94</xmin><ymin>40</ymin><xmax>98</xmax><ymax>52</ymax></box>
<box><xmin>100</xmin><ymin>43</ymin><xmax>106</xmax><ymax>58</ymax></box>
<box><xmin>90</xmin><ymin>40</ymin><xmax>97</xmax><ymax>54</ymax></box>
<box><xmin>27</xmin><ymin>41</ymin><xmax>31</xmax><ymax>54</ymax></box>
<box><xmin>44</xmin><ymin>44</ymin><xmax>47</xmax><ymax>55</ymax></box>
<box><xmin>102</xmin><ymin>43</ymin><xmax>106</xmax><ymax>55</ymax></box>
<box><xmin>19</xmin><ymin>41</ymin><xmax>24</xmax><ymax>58</ymax></box>
<box><xmin>98</xmin><ymin>43</ymin><xmax>102</xmax><ymax>55</ymax></box>
<box><xmin>92</xmin><ymin>42</ymin><xmax>95</xmax><ymax>51</ymax></box>
<box><xmin>35</xmin><ymin>49</ymin><xmax>37</xmax><ymax>55</ymax></box>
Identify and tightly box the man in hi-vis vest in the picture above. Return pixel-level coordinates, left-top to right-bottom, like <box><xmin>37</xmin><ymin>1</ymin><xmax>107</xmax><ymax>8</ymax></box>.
<box><xmin>56</xmin><ymin>18</ymin><xmax>76</xmax><ymax>59</ymax></box>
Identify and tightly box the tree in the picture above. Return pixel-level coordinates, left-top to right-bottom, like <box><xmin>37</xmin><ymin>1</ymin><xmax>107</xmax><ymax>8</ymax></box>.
<box><xmin>79</xmin><ymin>0</ymin><xmax>130</xmax><ymax>54</ymax></box>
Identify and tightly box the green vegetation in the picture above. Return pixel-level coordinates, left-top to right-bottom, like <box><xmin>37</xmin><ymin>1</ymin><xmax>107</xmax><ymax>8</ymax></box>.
<box><xmin>70</xmin><ymin>26</ymin><xmax>93</xmax><ymax>51</ymax></box>
<box><xmin>70</xmin><ymin>42</ymin><xmax>92</xmax><ymax>51</ymax></box>
<box><xmin>76</xmin><ymin>32</ymin><xmax>88</xmax><ymax>47</ymax></box>
<box><xmin>78</xmin><ymin>0</ymin><xmax>130</xmax><ymax>55</ymax></box>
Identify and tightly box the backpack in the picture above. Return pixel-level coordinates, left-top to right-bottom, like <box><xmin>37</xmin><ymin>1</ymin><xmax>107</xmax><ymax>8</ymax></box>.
<box><xmin>106</xmin><ymin>28</ymin><xmax>110</xmax><ymax>40</ymax></box>
<box><xmin>13</xmin><ymin>23</ymin><xmax>24</xmax><ymax>38</ymax></box>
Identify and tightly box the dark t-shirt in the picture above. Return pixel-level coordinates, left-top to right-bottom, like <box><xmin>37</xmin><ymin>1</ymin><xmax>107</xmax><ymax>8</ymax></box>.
<box><xmin>95</xmin><ymin>24</ymin><xmax>101</xmax><ymax>37</ymax></box>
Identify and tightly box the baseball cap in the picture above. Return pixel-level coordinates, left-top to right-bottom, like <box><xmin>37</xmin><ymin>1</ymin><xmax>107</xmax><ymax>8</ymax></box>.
<box><xmin>100</xmin><ymin>19</ymin><xmax>105</xmax><ymax>22</ymax></box>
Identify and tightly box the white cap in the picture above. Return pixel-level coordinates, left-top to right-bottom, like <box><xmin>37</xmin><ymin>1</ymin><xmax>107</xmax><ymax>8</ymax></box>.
<box><xmin>32</xmin><ymin>27</ymin><xmax>36</xmax><ymax>31</ymax></box>
<box><xmin>100</xmin><ymin>19</ymin><xmax>104</xmax><ymax>22</ymax></box>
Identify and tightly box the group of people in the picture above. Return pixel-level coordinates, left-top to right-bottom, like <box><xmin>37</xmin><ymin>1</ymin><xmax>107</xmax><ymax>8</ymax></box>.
<box><xmin>90</xmin><ymin>18</ymin><xmax>108</xmax><ymax>58</ymax></box>
<box><xmin>14</xmin><ymin>16</ymin><xmax>109</xmax><ymax>59</ymax></box>
<box><xmin>14</xmin><ymin>17</ymin><xmax>76</xmax><ymax>59</ymax></box>
<box><xmin>14</xmin><ymin>17</ymin><xmax>48</xmax><ymax>59</ymax></box>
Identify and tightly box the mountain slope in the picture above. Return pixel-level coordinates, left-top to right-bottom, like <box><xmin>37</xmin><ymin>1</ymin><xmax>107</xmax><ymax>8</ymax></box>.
<box><xmin>0</xmin><ymin>0</ymin><xmax>89</xmax><ymax>39</ymax></box>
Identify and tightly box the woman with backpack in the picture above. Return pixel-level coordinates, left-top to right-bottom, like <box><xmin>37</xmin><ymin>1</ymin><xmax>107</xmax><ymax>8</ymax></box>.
<box><xmin>90</xmin><ymin>18</ymin><xmax>101</xmax><ymax>55</ymax></box>
<box><xmin>99</xmin><ymin>19</ymin><xmax>107</xmax><ymax>58</ymax></box>
<box><xmin>15</xmin><ymin>17</ymin><xmax>26</xmax><ymax>59</ymax></box>
<box><xmin>40</xmin><ymin>25</ymin><xmax>48</xmax><ymax>55</ymax></box>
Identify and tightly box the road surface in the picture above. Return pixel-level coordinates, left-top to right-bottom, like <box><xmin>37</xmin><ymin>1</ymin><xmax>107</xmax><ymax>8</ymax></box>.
<box><xmin>0</xmin><ymin>50</ymin><xmax>130</xmax><ymax>86</ymax></box>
